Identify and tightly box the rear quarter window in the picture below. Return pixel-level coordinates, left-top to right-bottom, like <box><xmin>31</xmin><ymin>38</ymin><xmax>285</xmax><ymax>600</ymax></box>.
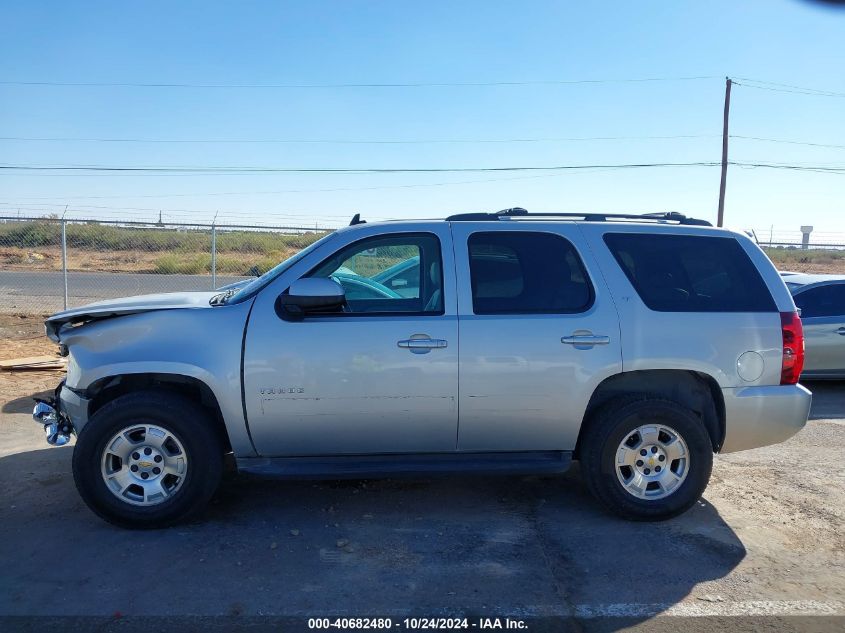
<box><xmin>603</xmin><ymin>233</ymin><xmax>776</xmax><ymax>313</ymax></box>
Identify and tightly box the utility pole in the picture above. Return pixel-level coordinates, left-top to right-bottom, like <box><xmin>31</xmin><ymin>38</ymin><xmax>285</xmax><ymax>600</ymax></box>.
<box><xmin>211</xmin><ymin>211</ymin><xmax>218</xmax><ymax>290</ymax></box>
<box><xmin>61</xmin><ymin>205</ymin><xmax>69</xmax><ymax>310</ymax></box>
<box><xmin>717</xmin><ymin>77</ymin><xmax>732</xmax><ymax>227</ymax></box>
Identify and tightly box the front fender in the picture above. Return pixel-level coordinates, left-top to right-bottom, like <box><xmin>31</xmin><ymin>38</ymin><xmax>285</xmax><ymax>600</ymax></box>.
<box><xmin>61</xmin><ymin>301</ymin><xmax>256</xmax><ymax>456</ymax></box>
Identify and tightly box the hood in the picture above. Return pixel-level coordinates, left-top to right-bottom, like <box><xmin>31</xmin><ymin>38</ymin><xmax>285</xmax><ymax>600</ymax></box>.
<box><xmin>45</xmin><ymin>291</ymin><xmax>218</xmax><ymax>342</ymax></box>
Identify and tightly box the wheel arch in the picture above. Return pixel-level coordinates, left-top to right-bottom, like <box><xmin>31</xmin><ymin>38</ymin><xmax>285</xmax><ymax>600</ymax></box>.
<box><xmin>575</xmin><ymin>369</ymin><xmax>725</xmax><ymax>457</ymax></box>
<box><xmin>85</xmin><ymin>373</ymin><xmax>232</xmax><ymax>453</ymax></box>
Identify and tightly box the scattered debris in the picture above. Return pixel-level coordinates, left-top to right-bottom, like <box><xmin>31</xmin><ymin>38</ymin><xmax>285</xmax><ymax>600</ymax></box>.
<box><xmin>697</xmin><ymin>595</ymin><xmax>725</xmax><ymax>603</ymax></box>
<box><xmin>0</xmin><ymin>355</ymin><xmax>67</xmax><ymax>371</ymax></box>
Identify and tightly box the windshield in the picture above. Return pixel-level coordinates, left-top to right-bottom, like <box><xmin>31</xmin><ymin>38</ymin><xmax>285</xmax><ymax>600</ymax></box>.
<box><xmin>224</xmin><ymin>232</ymin><xmax>337</xmax><ymax>304</ymax></box>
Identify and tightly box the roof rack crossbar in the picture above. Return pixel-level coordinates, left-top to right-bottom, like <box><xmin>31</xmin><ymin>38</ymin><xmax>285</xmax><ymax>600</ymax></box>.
<box><xmin>445</xmin><ymin>209</ymin><xmax>711</xmax><ymax>226</ymax></box>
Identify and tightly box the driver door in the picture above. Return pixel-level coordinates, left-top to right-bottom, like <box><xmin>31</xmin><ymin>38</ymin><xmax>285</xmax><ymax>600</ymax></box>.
<box><xmin>243</xmin><ymin>227</ymin><xmax>458</xmax><ymax>456</ymax></box>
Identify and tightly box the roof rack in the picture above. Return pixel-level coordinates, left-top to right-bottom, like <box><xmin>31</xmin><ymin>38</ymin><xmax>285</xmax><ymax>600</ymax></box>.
<box><xmin>446</xmin><ymin>208</ymin><xmax>712</xmax><ymax>227</ymax></box>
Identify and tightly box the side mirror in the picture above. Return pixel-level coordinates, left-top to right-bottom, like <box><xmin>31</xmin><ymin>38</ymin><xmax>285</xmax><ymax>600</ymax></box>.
<box><xmin>276</xmin><ymin>277</ymin><xmax>346</xmax><ymax>320</ymax></box>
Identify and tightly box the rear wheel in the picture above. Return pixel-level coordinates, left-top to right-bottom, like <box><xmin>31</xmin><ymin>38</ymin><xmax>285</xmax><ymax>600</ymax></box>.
<box><xmin>580</xmin><ymin>397</ymin><xmax>713</xmax><ymax>520</ymax></box>
<box><xmin>72</xmin><ymin>391</ymin><xmax>223</xmax><ymax>528</ymax></box>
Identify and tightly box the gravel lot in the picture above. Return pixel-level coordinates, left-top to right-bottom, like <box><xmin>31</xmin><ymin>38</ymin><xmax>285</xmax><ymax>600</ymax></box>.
<box><xmin>1</xmin><ymin>352</ymin><xmax>843</xmax><ymax>631</ymax></box>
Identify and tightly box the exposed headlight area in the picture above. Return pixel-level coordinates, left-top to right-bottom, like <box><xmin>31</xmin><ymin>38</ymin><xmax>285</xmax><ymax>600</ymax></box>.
<box><xmin>32</xmin><ymin>400</ymin><xmax>72</xmax><ymax>446</ymax></box>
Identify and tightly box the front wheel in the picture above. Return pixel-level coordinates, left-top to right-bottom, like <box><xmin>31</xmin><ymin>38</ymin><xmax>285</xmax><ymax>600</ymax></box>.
<box><xmin>72</xmin><ymin>391</ymin><xmax>224</xmax><ymax>528</ymax></box>
<box><xmin>580</xmin><ymin>397</ymin><xmax>713</xmax><ymax>521</ymax></box>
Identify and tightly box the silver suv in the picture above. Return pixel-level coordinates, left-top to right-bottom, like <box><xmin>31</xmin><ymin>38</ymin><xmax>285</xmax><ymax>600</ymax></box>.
<box><xmin>36</xmin><ymin>209</ymin><xmax>812</xmax><ymax>528</ymax></box>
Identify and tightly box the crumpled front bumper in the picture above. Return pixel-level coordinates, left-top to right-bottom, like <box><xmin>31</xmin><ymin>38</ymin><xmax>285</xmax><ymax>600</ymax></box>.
<box><xmin>32</xmin><ymin>380</ymin><xmax>89</xmax><ymax>446</ymax></box>
<box><xmin>32</xmin><ymin>400</ymin><xmax>72</xmax><ymax>446</ymax></box>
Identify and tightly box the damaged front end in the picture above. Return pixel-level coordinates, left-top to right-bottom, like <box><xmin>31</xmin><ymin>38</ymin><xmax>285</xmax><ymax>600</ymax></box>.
<box><xmin>32</xmin><ymin>373</ymin><xmax>93</xmax><ymax>446</ymax></box>
<box><xmin>32</xmin><ymin>390</ymin><xmax>74</xmax><ymax>446</ymax></box>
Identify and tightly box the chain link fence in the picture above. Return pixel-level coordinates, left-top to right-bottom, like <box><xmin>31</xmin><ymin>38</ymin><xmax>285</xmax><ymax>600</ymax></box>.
<box><xmin>2</xmin><ymin>215</ymin><xmax>844</xmax><ymax>318</ymax></box>
<box><xmin>0</xmin><ymin>216</ymin><xmax>328</xmax><ymax>315</ymax></box>
<box><xmin>752</xmin><ymin>228</ymin><xmax>845</xmax><ymax>276</ymax></box>
<box><xmin>753</xmin><ymin>229</ymin><xmax>845</xmax><ymax>249</ymax></box>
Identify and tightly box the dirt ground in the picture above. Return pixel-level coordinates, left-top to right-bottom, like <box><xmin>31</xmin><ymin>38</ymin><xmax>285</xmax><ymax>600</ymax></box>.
<box><xmin>0</xmin><ymin>314</ymin><xmax>62</xmax><ymax>403</ymax></box>
<box><xmin>1</xmin><ymin>314</ymin><xmax>843</xmax><ymax>631</ymax></box>
<box><xmin>772</xmin><ymin>260</ymin><xmax>845</xmax><ymax>275</ymax></box>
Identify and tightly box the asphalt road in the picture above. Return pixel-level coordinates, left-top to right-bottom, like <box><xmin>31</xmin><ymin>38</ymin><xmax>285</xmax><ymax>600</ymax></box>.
<box><xmin>0</xmin><ymin>270</ymin><xmax>249</xmax><ymax>313</ymax></box>
<box><xmin>0</xmin><ymin>382</ymin><xmax>844</xmax><ymax>632</ymax></box>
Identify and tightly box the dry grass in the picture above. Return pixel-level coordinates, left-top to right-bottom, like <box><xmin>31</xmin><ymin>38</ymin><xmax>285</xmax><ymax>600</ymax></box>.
<box><xmin>0</xmin><ymin>244</ymin><xmax>303</xmax><ymax>275</ymax></box>
<box><xmin>0</xmin><ymin>222</ymin><xmax>327</xmax><ymax>275</ymax></box>
<box><xmin>762</xmin><ymin>247</ymin><xmax>845</xmax><ymax>274</ymax></box>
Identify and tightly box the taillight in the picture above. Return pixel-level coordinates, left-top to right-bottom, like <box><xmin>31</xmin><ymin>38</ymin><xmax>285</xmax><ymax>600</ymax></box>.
<box><xmin>780</xmin><ymin>311</ymin><xmax>805</xmax><ymax>385</ymax></box>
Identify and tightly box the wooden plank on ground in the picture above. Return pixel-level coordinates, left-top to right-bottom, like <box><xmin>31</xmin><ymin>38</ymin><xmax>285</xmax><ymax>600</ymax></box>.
<box><xmin>0</xmin><ymin>355</ymin><xmax>67</xmax><ymax>370</ymax></box>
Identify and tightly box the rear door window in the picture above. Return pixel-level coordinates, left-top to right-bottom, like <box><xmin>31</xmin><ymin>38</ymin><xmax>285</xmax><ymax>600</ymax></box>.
<box><xmin>468</xmin><ymin>232</ymin><xmax>593</xmax><ymax>314</ymax></box>
<box><xmin>794</xmin><ymin>284</ymin><xmax>845</xmax><ymax>318</ymax></box>
<box><xmin>603</xmin><ymin>233</ymin><xmax>776</xmax><ymax>312</ymax></box>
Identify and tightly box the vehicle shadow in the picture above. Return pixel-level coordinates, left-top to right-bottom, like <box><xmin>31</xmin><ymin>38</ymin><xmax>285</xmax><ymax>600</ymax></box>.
<box><xmin>0</xmin><ymin>444</ymin><xmax>745</xmax><ymax>630</ymax></box>
<box><xmin>804</xmin><ymin>380</ymin><xmax>845</xmax><ymax>420</ymax></box>
<box><xmin>2</xmin><ymin>389</ymin><xmax>53</xmax><ymax>414</ymax></box>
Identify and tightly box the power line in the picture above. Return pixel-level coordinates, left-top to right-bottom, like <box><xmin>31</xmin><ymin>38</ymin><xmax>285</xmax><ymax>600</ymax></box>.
<box><xmin>3</xmin><ymin>160</ymin><xmax>842</xmax><ymax>176</ymax></box>
<box><xmin>0</xmin><ymin>161</ymin><xmax>722</xmax><ymax>174</ymax></box>
<box><xmin>4</xmin><ymin>131</ymin><xmax>840</xmax><ymax>151</ymax></box>
<box><xmin>737</xmin><ymin>84</ymin><xmax>845</xmax><ymax>98</ymax></box>
<box><xmin>0</xmin><ymin>170</ymin><xmax>631</xmax><ymax>202</ymax></box>
<box><xmin>0</xmin><ymin>200</ymin><xmax>341</xmax><ymax>216</ymax></box>
<box><xmin>3</xmin><ymin>160</ymin><xmax>842</xmax><ymax>193</ymax></box>
<box><xmin>730</xmin><ymin>135</ymin><xmax>845</xmax><ymax>150</ymax></box>
<box><xmin>732</xmin><ymin>161</ymin><xmax>845</xmax><ymax>174</ymax></box>
<box><xmin>733</xmin><ymin>77</ymin><xmax>845</xmax><ymax>98</ymax></box>
<box><xmin>0</xmin><ymin>202</ymin><xmax>357</xmax><ymax>224</ymax></box>
<box><xmin>0</xmin><ymin>76</ymin><xmax>719</xmax><ymax>89</ymax></box>
<box><xmin>0</xmin><ymin>133</ymin><xmax>720</xmax><ymax>145</ymax></box>
<box><xmin>10</xmin><ymin>75</ymin><xmax>837</xmax><ymax>96</ymax></box>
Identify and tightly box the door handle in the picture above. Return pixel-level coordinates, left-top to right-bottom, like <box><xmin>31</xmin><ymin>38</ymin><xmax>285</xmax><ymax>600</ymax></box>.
<box><xmin>838</xmin><ymin>327</ymin><xmax>845</xmax><ymax>336</ymax></box>
<box><xmin>397</xmin><ymin>337</ymin><xmax>448</xmax><ymax>354</ymax></box>
<box><xmin>561</xmin><ymin>334</ymin><xmax>611</xmax><ymax>346</ymax></box>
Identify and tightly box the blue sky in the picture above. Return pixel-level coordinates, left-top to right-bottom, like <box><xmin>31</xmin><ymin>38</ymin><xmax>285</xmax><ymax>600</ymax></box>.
<box><xmin>1</xmin><ymin>1</ymin><xmax>843</xmax><ymax>234</ymax></box>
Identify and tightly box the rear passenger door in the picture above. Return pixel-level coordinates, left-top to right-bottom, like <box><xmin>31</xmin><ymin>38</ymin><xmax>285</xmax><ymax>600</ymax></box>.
<box><xmin>451</xmin><ymin>223</ymin><xmax>622</xmax><ymax>451</ymax></box>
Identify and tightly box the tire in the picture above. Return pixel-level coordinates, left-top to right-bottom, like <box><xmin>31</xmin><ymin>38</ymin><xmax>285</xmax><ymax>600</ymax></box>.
<box><xmin>580</xmin><ymin>396</ymin><xmax>713</xmax><ymax>521</ymax></box>
<box><xmin>72</xmin><ymin>391</ymin><xmax>224</xmax><ymax>529</ymax></box>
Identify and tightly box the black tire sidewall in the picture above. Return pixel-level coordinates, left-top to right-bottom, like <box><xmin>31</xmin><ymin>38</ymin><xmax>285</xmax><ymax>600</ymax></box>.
<box><xmin>584</xmin><ymin>399</ymin><xmax>713</xmax><ymax>520</ymax></box>
<box><xmin>72</xmin><ymin>391</ymin><xmax>223</xmax><ymax>529</ymax></box>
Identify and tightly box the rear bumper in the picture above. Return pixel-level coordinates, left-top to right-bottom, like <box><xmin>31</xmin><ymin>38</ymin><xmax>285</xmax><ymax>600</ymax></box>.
<box><xmin>720</xmin><ymin>384</ymin><xmax>812</xmax><ymax>453</ymax></box>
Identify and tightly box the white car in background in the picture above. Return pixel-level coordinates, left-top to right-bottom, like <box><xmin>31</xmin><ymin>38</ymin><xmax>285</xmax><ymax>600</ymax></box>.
<box><xmin>782</xmin><ymin>273</ymin><xmax>845</xmax><ymax>379</ymax></box>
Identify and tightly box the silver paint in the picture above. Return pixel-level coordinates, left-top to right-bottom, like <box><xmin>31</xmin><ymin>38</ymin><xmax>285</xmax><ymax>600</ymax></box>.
<box><xmin>242</xmin><ymin>222</ymin><xmax>459</xmax><ymax>455</ymax></box>
<box><xmin>450</xmin><ymin>222</ymin><xmax>622</xmax><ymax>451</ymax></box>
